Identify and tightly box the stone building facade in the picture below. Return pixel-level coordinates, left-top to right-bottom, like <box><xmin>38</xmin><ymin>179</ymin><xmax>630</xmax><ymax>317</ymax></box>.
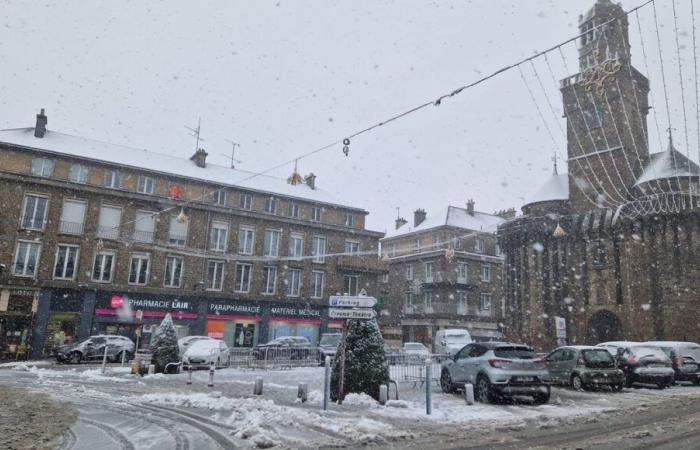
<box><xmin>498</xmin><ymin>0</ymin><xmax>700</xmax><ymax>351</ymax></box>
<box><xmin>380</xmin><ymin>202</ymin><xmax>511</xmax><ymax>350</ymax></box>
<box><xmin>0</xmin><ymin>111</ymin><xmax>386</xmax><ymax>358</ymax></box>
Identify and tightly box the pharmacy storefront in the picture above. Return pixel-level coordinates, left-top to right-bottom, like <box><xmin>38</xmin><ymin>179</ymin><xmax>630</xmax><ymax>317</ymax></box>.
<box><xmin>267</xmin><ymin>303</ymin><xmax>324</xmax><ymax>346</ymax></box>
<box><xmin>206</xmin><ymin>301</ymin><xmax>263</xmax><ymax>349</ymax></box>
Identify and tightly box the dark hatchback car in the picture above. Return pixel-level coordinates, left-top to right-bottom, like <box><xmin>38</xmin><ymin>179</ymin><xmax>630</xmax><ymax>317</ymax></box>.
<box><xmin>645</xmin><ymin>341</ymin><xmax>700</xmax><ymax>385</ymax></box>
<box><xmin>55</xmin><ymin>335</ymin><xmax>135</xmax><ymax>364</ymax></box>
<box><xmin>598</xmin><ymin>343</ymin><xmax>675</xmax><ymax>388</ymax></box>
<box><xmin>545</xmin><ymin>346</ymin><xmax>625</xmax><ymax>391</ymax></box>
<box><xmin>251</xmin><ymin>336</ymin><xmax>312</xmax><ymax>360</ymax></box>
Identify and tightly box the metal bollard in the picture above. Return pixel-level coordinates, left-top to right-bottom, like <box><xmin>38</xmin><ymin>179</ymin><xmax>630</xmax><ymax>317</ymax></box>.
<box><xmin>148</xmin><ymin>364</ymin><xmax>155</xmax><ymax>375</ymax></box>
<box><xmin>120</xmin><ymin>350</ymin><xmax>126</xmax><ymax>367</ymax></box>
<box><xmin>298</xmin><ymin>383</ymin><xmax>308</xmax><ymax>403</ymax></box>
<box><xmin>379</xmin><ymin>385</ymin><xmax>388</xmax><ymax>406</ymax></box>
<box><xmin>208</xmin><ymin>362</ymin><xmax>215</xmax><ymax>387</ymax></box>
<box><xmin>323</xmin><ymin>356</ymin><xmax>331</xmax><ymax>411</ymax></box>
<box><xmin>186</xmin><ymin>366</ymin><xmax>193</xmax><ymax>385</ymax></box>
<box><xmin>254</xmin><ymin>377</ymin><xmax>263</xmax><ymax>395</ymax></box>
<box><xmin>464</xmin><ymin>383</ymin><xmax>475</xmax><ymax>405</ymax></box>
<box><xmin>101</xmin><ymin>346</ymin><xmax>109</xmax><ymax>374</ymax></box>
<box><xmin>425</xmin><ymin>358</ymin><xmax>432</xmax><ymax>415</ymax></box>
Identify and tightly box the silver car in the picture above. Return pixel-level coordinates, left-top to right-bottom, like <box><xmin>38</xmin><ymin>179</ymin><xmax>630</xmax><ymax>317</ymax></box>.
<box><xmin>440</xmin><ymin>342</ymin><xmax>551</xmax><ymax>403</ymax></box>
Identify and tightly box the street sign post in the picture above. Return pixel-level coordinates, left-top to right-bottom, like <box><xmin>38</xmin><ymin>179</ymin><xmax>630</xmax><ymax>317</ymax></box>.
<box><xmin>328</xmin><ymin>308</ymin><xmax>376</xmax><ymax>320</ymax></box>
<box><xmin>328</xmin><ymin>296</ymin><xmax>377</xmax><ymax>308</ymax></box>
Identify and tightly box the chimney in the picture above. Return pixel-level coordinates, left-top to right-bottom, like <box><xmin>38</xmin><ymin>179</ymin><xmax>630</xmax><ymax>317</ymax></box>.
<box><xmin>413</xmin><ymin>208</ymin><xmax>426</xmax><ymax>227</ymax></box>
<box><xmin>466</xmin><ymin>199</ymin><xmax>475</xmax><ymax>215</ymax></box>
<box><xmin>304</xmin><ymin>173</ymin><xmax>316</xmax><ymax>190</ymax></box>
<box><xmin>395</xmin><ymin>217</ymin><xmax>408</xmax><ymax>230</ymax></box>
<box><xmin>190</xmin><ymin>148</ymin><xmax>208</xmax><ymax>168</ymax></box>
<box><xmin>34</xmin><ymin>108</ymin><xmax>47</xmax><ymax>138</ymax></box>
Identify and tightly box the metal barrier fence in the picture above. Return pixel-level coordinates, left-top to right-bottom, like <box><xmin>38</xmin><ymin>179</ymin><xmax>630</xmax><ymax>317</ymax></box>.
<box><xmin>386</xmin><ymin>354</ymin><xmax>449</xmax><ymax>387</ymax></box>
<box><xmin>228</xmin><ymin>347</ymin><xmax>326</xmax><ymax>369</ymax></box>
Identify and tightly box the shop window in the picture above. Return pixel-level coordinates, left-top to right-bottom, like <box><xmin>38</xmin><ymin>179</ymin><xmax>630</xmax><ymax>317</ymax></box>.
<box><xmin>311</xmin><ymin>271</ymin><xmax>325</xmax><ymax>298</ymax></box>
<box><xmin>31</xmin><ymin>157</ymin><xmax>54</xmax><ymax>177</ymax></box>
<box><xmin>92</xmin><ymin>251</ymin><xmax>115</xmax><ymax>283</ymax></box>
<box><xmin>481</xmin><ymin>264</ymin><xmax>491</xmax><ymax>282</ymax></box>
<box><xmin>311</xmin><ymin>207</ymin><xmax>322</xmax><ymax>222</ymax></box>
<box><xmin>239</xmin><ymin>193</ymin><xmax>252</xmax><ymax>210</ymax></box>
<box><xmin>164</xmin><ymin>256</ymin><xmax>183</xmax><ymax>288</ymax></box>
<box><xmin>289</xmin><ymin>233</ymin><xmax>304</xmax><ymax>259</ymax></box>
<box><xmin>238</xmin><ymin>226</ymin><xmax>255</xmax><ymax>255</ymax></box>
<box><xmin>344</xmin><ymin>240</ymin><xmax>360</xmax><ymax>256</ymax></box>
<box><xmin>286</xmin><ymin>269</ymin><xmax>301</xmax><ymax>297</ymax></box>
<box><xmin>235</xmin><ymin>263</ymin><xmax>252</xmax><ymax>293</ymax></box>
<box><xmin>69</xmin><ymin>164</ymin><xmax>89</xmax><ymax>184</ymax></box>
<box><xmin>345</xmin><ymin>212</ymin><xmax>354</xmax><ymax>227</ymax></box>
<box><xmin>133</xmin><ymin>210</ymin><xmax>156</xmax><ymax>244</ymax></box>
<box><xmin>53</xmin><ymin>245</ymin><xmax>79</xmax><ymax>280</ymax></box>
<box><xmin>13</xmin><ymin>241</ymin><xmax>42</xmax><ymax>277</ymax></box>
<box><xmin>212</xmin><ymin>189</ymin><xmax>226</xmax><ymax>206</ymax></box>
<box><xmin>137</xmin><ymin>175</ymin><xmax>155</xmax><ymax>195</ymax></box>
<box><xmin>288</xmin><ymin>202</ymin><xmax>300</xmax><ymax>218</ymax></box>
<box><xmin>168</xmin><ymin>215</ymin><xmax>188</xmax><ymax>247</ymax></box>
<box><xmin>312</xmin><ymin>236</ymin><xmax>326</xmax><ymax>263</ymax></box>
<box><xmin>59</xmin><ymin>199</ymin><xmax>86</xmax><ymax>235</ymax></box>
<box><xmin>128</xmin><ymin>253</ymin><xmax>150</xmax><ymax>285</ymax></box>
<box><xmin>207</xmin><ymin>260</ymin><xmax>225</xmax><ymax>291</ymax></box>
<box><xmin>21</xmin><ymin>194</ymin><xmax>49</xmax><ymax>231</ymax></box>
<box><xmin>209</xmin><ymin>221</ymin><xmax>229</xmax><ymax>252</ymax></box>
<box><xmin>343</xmin><ymin>275</ymin><xmax>359</xmax><ymax>296</ymax></box>
<box><xmin>264</xmin><ymin>229</ymin><xmax>281</xmax><ymax>257</ymax></box>
<box><xmin>262</xmin><ymin>266</ymin><xmax>277</xmax><ymax>295</ymax></box>
<box><xmin>264</xmin><ymin>196</ymin><xmax>278</xmax><ymax>214</ymax></box>
<box><xmin>97</xmin><ymin>205</ymin><xmax>122</xmax><ymax>240</ymax></box>
<box><xmin>104</xmin><ymin>169</ymin><xmax>122</xmax><ymax>188</ymax></box>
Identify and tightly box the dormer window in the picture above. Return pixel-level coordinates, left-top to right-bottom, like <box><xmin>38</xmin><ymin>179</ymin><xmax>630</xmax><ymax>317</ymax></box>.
<box><xmin>212</xmin><ymin>189</ymin><xmax>227</xmax><ymax>206</ymax></box>
<box><xmin>69</xmin><ymin>164</ymin><xmax>89</xmax><ymax>184</ymax></box>
<box><xmin>345</xmin><ymin>212</ymin><xmax>354</xmax><ymax>227</ymax></box>
<box><xmin>288</xmin><ymin>202</ymin><xmax>300</xmax><ymax>218</ymax></box>
<box><xmin>264</xmin><ymin>197</ymin><xmax>278</xmax><ymax>214</ymax></box>
<box><xmin>137</xmin><ymin>176</ymin><xmax>154</xmax><ymax>195</ymax></box>
<box><xmin>104</xmin><ymin>169</ymin><xmax>121</xmax><ymax>189</ymax></box>
<box><xmin>31</xmin><ymin>158</ymin><xmax>54</xmax><ymax>177</ymax></box>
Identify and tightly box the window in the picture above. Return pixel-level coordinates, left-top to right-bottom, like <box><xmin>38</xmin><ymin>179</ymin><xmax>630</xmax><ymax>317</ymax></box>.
<box><xmin>289</xmin><ymin>233</ymin><xmax>304</xmax><ymax>259</ymax></box>
<box><xmin>209</xmin><ymin>221</ymin><xmax>229</xmax><ymax>252</ymax></box>
<box><xmin>239</xmin><ymin>193</ymin><xmax>252</xmax><ymax>210</ymax></box>
<box><xmin>264</xmin><ymin>197</ymin><xmax>278</xmax><ymax>214</ymax></box>
<box><xmin>432</xmin><ymin>234</ymin><xmax>441</xmax><ymax>247</ymax></box>
<box><xmin>128</xmin><ymin>254</ymin><xmax>150</xmax><ymax>285</ymax></box>
<box><xmin>54</xmin><ymin>245</ymin><xmax>79</xmax><ymax>280</ymax></box>
<box><xmin>21</xmin><ymin>194</ymin><xmax>49</xmax><ymax>230</ymax></box>
<box><xmin>344</xmin><ymin>212</ymin><xmax>354</xmax><ymax>227</ymax></box>
<box><xmin>481</xmin><ymin>264</ymin><xmax>491</xmax><ymax>282</ymax></box>
<box><xmin>475</xmin><ymin>239</ymin><xmax>485</xmax><ymax>253</ymax></box>
<box><xmin>405</xmin><ymin>264</ymin><xmax>414</xmax><ymax>280</ymax></box>
<box><xmin>405</xmin><ymin>292</ymin><xmax>415</xmax><ymax>310</ymax></box>
<box><xmin>164</xmin><ymin>256</ymin><xmax>183</xmax><ymax>288</ymax></box>
<box><xmin>312</xmin><ymin>236</ymin><xmax>326</xmax><ymax>263</ymax></box>
<box><xmin>104</xmin><ymin>169</ymin><xmax>121</xmax><ymax>188</ymax></box>
<box><xmin>480</xmin><ymin>293</ymin><xmax>492</xmax><ymax>311</ymax></box>
<box><xmin>207</xmin><ymin>260</ymin><xmax>225</xmax><ymax>291</ymax></box>
<box><xmin>97</xmin><ymin>205</ymin><xmax>121</xmax><ymax>239</ymax></box>
<box><xmin>381</xmin><ymin>272</ymin><xmax>389</xmax><ymax>283</ymax></box>
<box><xmin>59</xmin><ymin>199</ymin><xmax>86</xmax><ymax>235</ymax></box>
<box><xmin>286</xmin><ymin>269</ymin><xmax>301</xmax><ymax>297</ymax></box>
<box><xmin>343</xmin><ymin>275</ymin><xmax>359</xmax><ymax>296</ymax></box>
<box><xmin>583</xmin><ymin>108</ymin><xmax>602</xmax><ymax>129</ymax></box>
<box><xmin>495</xmin><ymin>244</ymin><xmax>502</xmax><ymax>256</ymax></box>
<box><xmin>424</xmin><ymin>291</ymin><xmax>434</xmax><ymax>311</ymax></box>
<box><xmin>344</xmin><ymin>240</ymin><xmax>360</xmax><ymax>256</ymax></box>
<box><xmin>31</xmin><ymin>157</ymin><xmax>54</xmax><ymax>177</ymax></box>
<box><xmin>311</xmin><ymin>271</ymin><xmax>325</xmax><ymax>298</ymax></box>
<box><xmin>137</xmin><ymin>176</ymin><xmax>155</xmax><ymax>194</ymax></box>
<box><xmin>424</xmin><ymin>262</ymin><xmax>434</xmax><ymax>279</ymax></box>
<box><xmin>238</xmin><ymin>226</ymin><xmax>255</xmax><ymax>255</ymax></box>
<box><xmin>168</xmin><ymin>215</ymin><xmax>188</xmax><ymax>246</ymax></box>
<box><xmin>448</xmin><ymin>237</ymin><xmax>460</xmax><ymax>250</ymax></box>
<box><xmin>262</xmin><ymin>266</ymin><xmax>277</xmax><ymax>295</ymax></box>
<box><xmin>457</xmin><ymin>261</ymin><xmax>468</xmax><ymax>281</ymax></box>
<box><xmin>263</xmin><ymin>229</ymin><xmax>281</xmax><ymax>257</ymax></box>
<box><xmin>133</xmin><ymin>210</ymin><xmax>156</xmax><ymax>243</ymax></box>
<box><xmin>69</xmin><ymin>164</ymin><xmax>89</xmax><ymax>183</ymax></box>
<box><xmin>234</xmin><ymin>263</ymin><xmax>252</xmax><ymax>292</ymax></box>
<box><xmin>13</xmin><ymin>241</ymin><xmax>41</xmax><ymax>277</ymax></box>
<box><xmin>457</xmin><ymin>291</ymin><xmax>468</xmax><ymax>314</ymax></box>
<box><xmin>212</xmin><ymin>189</ymin><xmax>226</xmax><ymax>206</ymax></box>
<box><xmin>388</xmin><ymin>242</ymin><xmax>397</xmax><ymax>257</ymax></box>
<box><xmin>92</xmin><ymin>251</ymin><xmax>115</xmax><ymax>283</ymax></box>
<box><xmin>288</xmin><ymin>202</ymin><xmax>300</xmax><ymax>218</ymax></box>
<box><xmin>311</xmin><ymin>207</ymin><xmax>322</xmax><ymax>222</ymax></box>
<box><xmin>413</xmin><ymin>239</ymin><xmax>421</xmax><ymax>254</ymax></box>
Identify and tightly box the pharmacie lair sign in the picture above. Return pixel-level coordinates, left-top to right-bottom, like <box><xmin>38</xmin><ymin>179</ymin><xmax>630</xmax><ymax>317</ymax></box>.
<box><xmin>102</xmin><ymin>294</ymin><xmax>196</xmax><ymax>312</ymax></box>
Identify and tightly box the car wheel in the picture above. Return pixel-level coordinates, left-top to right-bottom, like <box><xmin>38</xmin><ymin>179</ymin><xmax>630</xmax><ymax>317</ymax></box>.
<box><xmin>69</xmin><ymin>352</ymin><xmax>82</xmax><ymax>364</ymax></box>
<box><xmin>611</xmin><ymin>384</ymin><xmax>623</xmax><ymax>392</ymax></box>
<box><xmin>624</xmin><ymin>375</ymin><xmax>634</xmax><ymax>388</ymax></box>
<box><xmin>440</xmin><ymin>369</ymin><xmax>455</xmax><ymax>394</ymax></box>
<box><xmin>533</xmin><ymin>386</ymin><xmax>551</xmax><ymax>404</ymax></box>
<box><xmin>656</xmin><ymin>382</ymin><xmax>667</xmax><ymax>390</ymax></box>
<box><xmin>475</xmin><ymin>375</ymin><xmax>493</xmax><ymax>404</ymax></box>
<box><xmin>571</xmin><ymin>374</ymin><xmax>584</xmax><ymax>391</ymax></box>
<box><xmin>693</xmin><ymin>377</ymin><xmax>700</xmax><ymax>387</ymax></box>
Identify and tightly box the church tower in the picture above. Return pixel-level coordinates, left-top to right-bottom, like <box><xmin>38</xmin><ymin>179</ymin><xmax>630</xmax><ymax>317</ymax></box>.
<box><xmin>560</xmin><ymin>0</ymin><xmax>650</xmax><ymax>213</ymax></box>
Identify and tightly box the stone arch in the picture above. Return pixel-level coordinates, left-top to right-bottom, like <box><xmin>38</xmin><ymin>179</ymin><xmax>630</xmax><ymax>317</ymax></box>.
<box><xmin>586</xmin><ymin>309</ymin><xmax>623</xmax><ymax>344</ymax></box>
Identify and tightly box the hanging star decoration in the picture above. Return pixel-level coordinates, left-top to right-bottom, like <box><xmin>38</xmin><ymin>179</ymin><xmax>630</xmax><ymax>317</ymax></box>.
<box><xmin>287</xmin><ymin>159</ymin><xmax>304</xmax><ymax>185</ymax></box>
<box><xmin>580</xmin><ymin>46</ymin><xmax>621</xmax><ymax>97</ymax></box>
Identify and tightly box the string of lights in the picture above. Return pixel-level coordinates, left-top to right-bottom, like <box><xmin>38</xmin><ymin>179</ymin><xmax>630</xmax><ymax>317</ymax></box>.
<box><xmin>692</xmin><ymin>0</ymin><xmax>700</xmax><ymax>209</ymax></box>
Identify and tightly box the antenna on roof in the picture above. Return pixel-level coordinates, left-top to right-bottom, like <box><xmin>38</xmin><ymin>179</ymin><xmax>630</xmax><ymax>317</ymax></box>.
<box><xmin>551</xmin><ymin>153</ymin><xmax>559</xmax><ymax>175</ymax></box>
<box><xmin>184</xmin><ymin>118</ymin><xmax>205</xmax><ymax>152</ymax></box>
<box><xmin>396</xmin><ymin>206</ymin><xmax>400</xmax><ymax>219</ymax></box>
<box><xmin>223</xmin><ymin>139</ymin><xmax>242</xmax><ymax>168</ymax></box>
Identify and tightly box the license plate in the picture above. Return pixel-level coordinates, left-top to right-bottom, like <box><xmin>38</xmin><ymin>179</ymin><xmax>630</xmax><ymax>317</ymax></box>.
<box><xmin>516</xmin><ymin>376</ymin><xmax>534</xmax><ymax>382</ymax></box>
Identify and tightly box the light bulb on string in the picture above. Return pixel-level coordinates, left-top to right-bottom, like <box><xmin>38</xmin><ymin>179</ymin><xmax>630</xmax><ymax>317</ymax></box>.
<box><xmin>342</xmin><ymin>138</ymin><xmax>350</xmax><ymax>157</ymax></box>
<box><xmin>176</xmin><ymin>208</ymin><xmax>189</xmax><ymax>224</ymax></box>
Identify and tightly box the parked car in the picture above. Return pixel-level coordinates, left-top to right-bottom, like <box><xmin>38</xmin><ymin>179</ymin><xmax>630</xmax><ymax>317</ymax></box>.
<box><xmin>545</xmin><ymin>346</ymin><xmax>625</xmax><ymax>391</ymax></box>
<box><xmin>178</xmin><ymin>336</ymin><xmax>213</xmax><ymax>358</ymax></box>
<box><xmin>434</xmin><ymin>329</ymin><xmax>472</xmax><ymax>356</ymax></box>
<box><xmin>252</xmin><ymin>336</ymin><xmax>312</xmax><ymax>360</ymax></box>
<box><xmin>182</xmin><ymin>339</ymin><xmax>230</xmax><ymax>369</ymax></box>
<box><xmin>597</xmin><ymin>342</ymin><xmax>675</xmax><ymax>388</ymax></box>
<box><xmin>402</xmin><ymin>342</ymin><xmax>430</xmax><ymax>356</ymax></box>
<box><xmin>55</xmin><ymin>335</ymin><xmax>135</xmax><ymax>364</ymax></box>
<box><xmin>440</xmin><ymin>342</ymin><xmax>551</xmax><ymax>403</ymax></box>
<box><xmin>644</xmin><ymin>341</ymin><xmax>700</xmax><ymax>385</ymax></box>
<box><xmin>318</xmin><ymin>333</ymin><xmax>341</xmax><ymax>365</ymax></box>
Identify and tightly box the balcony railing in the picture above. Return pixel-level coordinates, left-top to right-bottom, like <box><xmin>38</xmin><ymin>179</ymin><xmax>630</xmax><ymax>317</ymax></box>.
<box><xmin>421</xmin><ymin>271</ymin><xmax>476</xmax><ymax>288</ymax></box>
<box><xmin>59</xmin><ymin>220</ymin><xmax>84</xmax><ymax>235</ymax></box>
<box><xmin>402</xmin><ymin>302</ymin><xmax>490</xmax><ymax>317</ymax></box>
<box><xmin>132</xmin><ymin>230</ymin><xmax>155</xmax><ymax>243</ymax></box>
<box><xmin>97</xmin><ymin>226</ymin><xmax>120</xmax><ymax>240</ymax></box>
<box><xmin>168</xmin><ymin>234</ymin><xmax>187</xmax><ymax>247</ymax></box>
<box><xmin>336</xmin><ymin>255</ymin><xmax>388</xmax><ymax>273</ymax></box>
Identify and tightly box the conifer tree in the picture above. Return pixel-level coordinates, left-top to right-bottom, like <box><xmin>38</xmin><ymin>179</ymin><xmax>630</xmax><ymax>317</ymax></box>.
<box><xmin>150</xmin><ymin>313</ymin><xmax>179</xmax><ymax>373</ymax></box>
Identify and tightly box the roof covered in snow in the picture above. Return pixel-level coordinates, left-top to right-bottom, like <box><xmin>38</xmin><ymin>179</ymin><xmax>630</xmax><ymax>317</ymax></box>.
<box><xmin>634</xmin><ymin>144</ymin><xmax>700</xmax><ymax>186</ymax></box>
<box><xmin>383</xmin><ymin>205</ymin><xmax>505</xmax><ymax>239</ymax></box>
<box><xmin>523</xmin><ymin>172</ymin><xmax>570</xmax><ymax>206</ymax></box>
<box><xmin>0</xmin><ymin>127</ymin><xmax>363</xmax><ymax>210</ymax></box>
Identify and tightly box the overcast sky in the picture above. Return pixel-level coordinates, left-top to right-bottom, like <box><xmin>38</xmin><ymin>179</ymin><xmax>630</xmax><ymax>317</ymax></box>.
<box><xmin>1</xmin><ymin>0</ymin><xmax>697</xmax><ymax>232</ymax></box>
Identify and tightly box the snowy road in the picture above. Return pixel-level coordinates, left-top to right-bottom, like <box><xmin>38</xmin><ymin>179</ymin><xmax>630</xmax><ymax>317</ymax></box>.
<box><xmin>2</xmin><ymin>361</ymin><xmax>700</xmax><ymax>449</ymax></box>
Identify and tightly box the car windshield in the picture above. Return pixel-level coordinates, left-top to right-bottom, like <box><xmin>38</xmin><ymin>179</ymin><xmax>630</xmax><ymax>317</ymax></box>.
<box><xmin>189</xmin><ymin>340</ymin><xmax>219</xmax><ymax>351</ymax></box>
<box><xmin>629</xmin><ymin>346</ymin><xmax>669</xmax><ymax>361</ymax></box>
<box><xmin>319</xmin><ymin>335</ymin><xmax>341</xmax><ymax>346</ymax></box>
<box><xmin>446</xmin><ymin>334</ymin><xmax>470</xmax><ymax>344</ymax></box>
<box><xmin>404</xmin><ymin>344</ymin><xmax>425</xmax><ymax>350</ymax></box>
<box><xmin>582</xmin><ymin>349</ymin><xmax>615</xmax><ymax>367</ymax></box>
<box><xmin>494</xmin><ymin>346</ymin><xmax>536</xmax><ymax>359</ymax></box>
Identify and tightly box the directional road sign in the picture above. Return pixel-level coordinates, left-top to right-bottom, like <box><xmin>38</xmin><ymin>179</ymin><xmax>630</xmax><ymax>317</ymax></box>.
<box><xmin>329</xmin><ymin>296</ymin><xmax>377</xmax><ymax>308</ymax></box>
<box><xmin>328</xmin><ymin>308</ymin><xmax>376</xmax><ymax>320</ymax></box>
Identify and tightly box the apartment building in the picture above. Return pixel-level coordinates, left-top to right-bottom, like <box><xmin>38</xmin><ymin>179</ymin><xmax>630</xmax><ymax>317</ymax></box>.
<box><xmin>0</xmin><ymin>110</ymin><xmax>386</xmax><ymax>358</ymax></box>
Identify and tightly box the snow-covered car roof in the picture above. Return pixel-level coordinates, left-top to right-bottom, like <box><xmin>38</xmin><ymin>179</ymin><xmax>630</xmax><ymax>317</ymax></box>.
<box><xmin>187</xmin><ymin>339</ymin><xmax>225</xmax><ymax>351</ymax></box>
